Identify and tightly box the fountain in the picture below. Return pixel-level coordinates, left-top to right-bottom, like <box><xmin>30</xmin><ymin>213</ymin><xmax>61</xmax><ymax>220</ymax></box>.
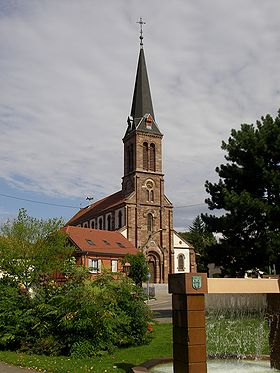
<box><xmin>132</xmin><ymin>274</ymin><xmax>280</xmax><ymax>373</ymax></box>
<box><xmin>167</xmin><ymin>273</ymin><xmax>280</xmax><ymax>373</ymax></box>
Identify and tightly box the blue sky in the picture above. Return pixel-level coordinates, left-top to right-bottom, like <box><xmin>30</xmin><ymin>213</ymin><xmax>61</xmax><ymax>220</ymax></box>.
<box><xmin>1</xmin><ymin>0</ymin><xmax>280</xmax><ymax>230</ymax></box>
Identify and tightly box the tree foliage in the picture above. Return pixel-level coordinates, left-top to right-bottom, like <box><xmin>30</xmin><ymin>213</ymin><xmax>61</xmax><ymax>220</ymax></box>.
<box><xmin>0</xmin><ymin>209</ymin><xmax>73</xmax><ymax>290</ymax></box>
<box><xmin>203</xmin><ymin>111</ymin><xmax>280</xmax><ymax>276</ymax></box>
<box><xmin>124</xmin><ymin>253</ymin><xmax>149</xmax><ymax>286</ymax></box>
<box><xmin>0</xmin><ymin>210</ymin><xmax>153</xmax><ymax>356</ymax></box>
<box><xmin>179</xmin><ymin>215</ymin><xmax>216</xmax><ymax>271</ymax></box>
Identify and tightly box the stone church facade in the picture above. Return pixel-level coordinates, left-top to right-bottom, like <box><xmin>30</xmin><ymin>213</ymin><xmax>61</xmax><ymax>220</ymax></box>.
<box><xmin>67</xmin><ymin>41</ymin><xmax>196</xmax><ymax>283</ymax></box>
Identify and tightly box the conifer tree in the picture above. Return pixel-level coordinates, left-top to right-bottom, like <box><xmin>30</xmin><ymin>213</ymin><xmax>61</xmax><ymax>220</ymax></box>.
<box><xmin>180</xmin><ymin>215</ymin><xmax>215</xmax><ymax>271</ymax></box>
<box><xmin>203</xmin><ymin>110</ymin><xmax>280</xmax><ymax>276</ymax></box>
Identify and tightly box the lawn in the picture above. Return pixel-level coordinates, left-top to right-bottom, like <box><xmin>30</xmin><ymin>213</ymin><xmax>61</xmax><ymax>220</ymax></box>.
<box><xmin>0</xmin><ymin>324</ymin><xmax>172</xmax><ymax>373</ymax></box>
<box><xmin>0</xmin><ymin>316</ymin><xmax>270</xmax><ymax>373</ymax></box>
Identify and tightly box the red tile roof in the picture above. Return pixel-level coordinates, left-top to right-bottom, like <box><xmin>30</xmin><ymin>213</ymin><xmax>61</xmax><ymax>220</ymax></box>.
<box><xmin>63</xmin><ymin>225</ymin><xmax>138</xmax><ymax>256</ymax></box>
<box><xmin>66</xmin><ymin>190</ymin><xmax>125</xmax><ymax>225</ymax></box>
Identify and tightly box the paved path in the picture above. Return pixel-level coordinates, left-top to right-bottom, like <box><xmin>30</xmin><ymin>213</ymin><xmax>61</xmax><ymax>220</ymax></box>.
<box><xmin>0</xmin><ymin>362</ymin><xmax>34</xmax><ymax>373</ymax></box>
<box><xmin>148</xmin><ymin>291</ymin><xmax>172</xmax><ymax>323</ymax></box>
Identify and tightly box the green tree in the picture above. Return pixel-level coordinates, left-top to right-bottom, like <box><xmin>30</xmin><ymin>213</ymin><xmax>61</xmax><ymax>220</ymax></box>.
<box><xmin>0</xmin><ymin>208</ymin><xmax>73</xmax><ymax>291</ymax></box>
<box><xmin>179</xmin><ymin>215</ymin><xmax>216</xmax><ymax>271</ymax></box>
<box><xmin>0</xmin><ymin>211</ymin><xmax>153</xmax><ymax>356</ymax></box>
<box><xmin>124</xmin><ymin>253</ymin><xmax>149</xmax><ymax>286</ymax></box>
<box><xmin>203</xmin><ymin>111</ymin><xmax>280</xmax><ymax>276</ymax></box>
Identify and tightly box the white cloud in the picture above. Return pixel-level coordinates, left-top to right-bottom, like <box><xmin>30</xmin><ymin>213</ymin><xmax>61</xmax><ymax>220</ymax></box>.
<box><xmin>0</xmin><ymin>0</ymin><xmax>280</xmax><ymax>229</ymax></box>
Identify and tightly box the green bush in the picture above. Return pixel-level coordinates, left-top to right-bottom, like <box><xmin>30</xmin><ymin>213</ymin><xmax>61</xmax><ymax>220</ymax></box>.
<box><xmin>0</xmin><ymin>278</ymin><xmax>32</xmax><ymax>351</ymax></box>
<box><xmin>0</xmin><ymin>272</ymin><xmax>153</xmax><ymax>356</ymax></box>
<box><xmin>27</xmin><ymin>336</ymin><xmax>62</xmax><ymax>356</ymax></box>
<box><xmin>70</xmin><ymin>340</ymin><xmax>95</xmax><ymax>359</ymax></box>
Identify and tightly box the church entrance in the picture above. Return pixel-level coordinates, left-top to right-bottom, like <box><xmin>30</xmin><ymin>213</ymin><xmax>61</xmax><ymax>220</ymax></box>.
<box><xmin>147</xmin><ymin>252</ymin><xmax>161</xmax><ymax>283</ymax></box>
<box><xmin>148</xmin><ymin>260</ymin><xmax>155</xmax><ymax>283</ymax></box>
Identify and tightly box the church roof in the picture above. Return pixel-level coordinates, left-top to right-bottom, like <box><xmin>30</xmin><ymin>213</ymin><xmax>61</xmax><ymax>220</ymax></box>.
<box><xmin>63</xmin><ymin>225</ymin><xmax>137</xmax><ymax>256</ymax></box>
<box><xmin>66</xmin><ymin>190</ymin><xmax>125</xmax><ymax>225</ymax></box>
<box><xmin>125</xmin><ymin>47</ymin><xmax>162</xmax><ymax>137</ymax></box>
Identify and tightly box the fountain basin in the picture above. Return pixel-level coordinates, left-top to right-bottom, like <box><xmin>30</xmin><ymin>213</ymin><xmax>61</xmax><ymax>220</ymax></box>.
<box><xmin>150</xmin><ymin>360</ymin><xmax>278</xmax><ymax>373</ymax></box>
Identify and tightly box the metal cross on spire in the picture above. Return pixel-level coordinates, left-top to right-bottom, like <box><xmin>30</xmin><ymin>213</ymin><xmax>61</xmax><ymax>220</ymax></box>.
<box><xmin>136</xmin><ymin>17</ymin><xmax>146</xmax><ymax>47</ymax></box>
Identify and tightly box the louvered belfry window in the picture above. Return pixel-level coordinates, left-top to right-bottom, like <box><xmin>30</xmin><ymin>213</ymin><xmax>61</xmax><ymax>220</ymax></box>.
<box><xmin>127</xmin><ymin>144</ymin><xmax>134</xmax><ymax>172</ymax></box>
<box><xmin>150</xmin><ymin>143</ymin><xmax>156</xmax><ymax>171</ymax></box>
<box><xmin>143</xmin><ymin>142</ymin><xmax>149</xmax><ymax>170</ymax></box>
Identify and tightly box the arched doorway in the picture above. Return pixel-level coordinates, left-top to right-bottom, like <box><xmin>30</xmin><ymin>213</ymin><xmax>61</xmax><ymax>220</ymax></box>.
<box><xmin>147</xmin><ymin>252</ymin><xmax>161</xmax><ymax>283</ymax></box>
<box><xmin>148</xmin><ymin>259</ymin><xmax>155</xmax><ymax>283</ymax></box>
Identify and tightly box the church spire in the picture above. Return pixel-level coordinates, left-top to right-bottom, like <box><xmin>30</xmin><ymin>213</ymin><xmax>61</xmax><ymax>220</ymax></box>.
<box><xmin>126</xmin><ymin>18</ymin><xmax>161</xmax><ymax>137</ymax></box>
<box><xmin>130</xmin><ymin>47</ymin><xmax>155</xmax><ymax>123</ymax></box>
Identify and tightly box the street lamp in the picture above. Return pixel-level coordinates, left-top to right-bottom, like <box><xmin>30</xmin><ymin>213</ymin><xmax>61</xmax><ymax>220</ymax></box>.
<box><xmin>147</xmin><ymin>272</ymin><xmax>151</xmax><ymax>302</ymax></box>
<box><xmin>123</xmin><ymin>262</ymin><xmax>131</xmax><ymax>275</ymax></box>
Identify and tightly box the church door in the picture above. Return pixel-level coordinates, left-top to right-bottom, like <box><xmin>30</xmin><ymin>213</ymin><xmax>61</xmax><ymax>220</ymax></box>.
<box><xmin>148</xmin><ymin>260</ymin><xmax>156</xmax><ymax>283</ymax></box>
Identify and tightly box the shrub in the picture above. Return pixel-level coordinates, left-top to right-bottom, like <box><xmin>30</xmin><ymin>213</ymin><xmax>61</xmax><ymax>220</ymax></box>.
<box><xmin>27</xmin><ymin>336</ymin><xmax>62</xmax><ymax>356</ymax></box>
<box><xmin>0</xmin><ymin>277</ymin><xmax>32</xmax><ymax>351</ymax></box>
<box><xmin>0</xmin><ymin>272</ymin><xmax>153</xmax><ymax>356</ymax></box>
<box><xmin>70</xmin><ymin>340</ymin><xmax>95</xmax><ymax>359</ymax></box>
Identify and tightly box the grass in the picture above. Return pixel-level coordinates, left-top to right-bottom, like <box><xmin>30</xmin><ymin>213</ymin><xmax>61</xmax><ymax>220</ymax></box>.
<box><xmin>0</xmin><ymin>324</ymin><xmax>172</xmax><ymax>373</ymax></box>
<box><xmin>0</xmin><ymin>316</ymin><xmax>270</xmax><ymax>373</ymax></box>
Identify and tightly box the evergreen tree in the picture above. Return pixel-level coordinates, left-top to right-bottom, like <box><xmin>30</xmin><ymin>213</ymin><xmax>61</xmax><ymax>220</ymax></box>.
<box><xmin>180</xmin><ymin>215</ymin><xmax>216</xmax><ymax>272</ymax></box>
<box><xmin>203</xmin><ymin>111</ymin><xmax>280</xmax><ymax>276</ymax></box>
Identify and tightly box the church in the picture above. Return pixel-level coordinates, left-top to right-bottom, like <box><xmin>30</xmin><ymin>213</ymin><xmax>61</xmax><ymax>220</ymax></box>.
<box><xmin>66</xmin><ymin>23</ymin><xmax>196</xmax><ymax>283</ymax></box>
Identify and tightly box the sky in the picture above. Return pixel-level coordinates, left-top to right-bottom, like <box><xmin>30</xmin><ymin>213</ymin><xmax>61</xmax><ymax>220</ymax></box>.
<box><xmin>0</xmin><ymin>0</ymin><xmax>280</xmax><ymax>231</ymax></box>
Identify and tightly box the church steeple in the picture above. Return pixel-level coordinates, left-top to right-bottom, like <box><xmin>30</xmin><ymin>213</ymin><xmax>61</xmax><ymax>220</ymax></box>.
<box><xmin>122</xmin><ymin>19</ymin><xmax>163</xmax><ymax>196</ymax></box>
<box><xmin>130</xmin><ymin>47</ymin><xmax>155</xmax><ymax>124</ymax></box>
<box><xmin>125</xmin><ymin>19</ymin><xmax>162</xmax><ymax>138</ymax></box>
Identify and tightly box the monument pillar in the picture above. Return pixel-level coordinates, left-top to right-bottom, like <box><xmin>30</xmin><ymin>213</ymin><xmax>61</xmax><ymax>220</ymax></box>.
<box><xmin>169</xmin><ymin>273</ymin><xmax>208</xmax><ymax>373</ymax></box>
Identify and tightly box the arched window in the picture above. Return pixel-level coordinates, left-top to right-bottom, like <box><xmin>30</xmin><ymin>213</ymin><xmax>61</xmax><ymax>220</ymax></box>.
<box><xmin>107</xmin><ymin>214</ymin><xmax>111</xmax><ymax>231</ymax></box>
<box><xmin>90</xmin><ymin>220</ymin><xmax>95</xmax><ymax>229</ymax></box>
<box><xmin>147</xmin><ymin>213</ymin><xmax>153</xmax><ymax>233</ymax></box>
<box><xmin>150</xmin><ymin>143</ymin><xmax>156</xmax><ymax>171</ymax></box>
<box><xmin>146</xmin><ymin>189</ymin><xmax>150</xmax><ymax>202</ymax></box>
<box><xmin>83</xmin><ymin>222</ymin><xmax>88</xmax><ymax>228</ymax></box>
<box><xmin>178</xmin><ymin>254</ymin><xmax>185</xmax><ymax>271</ymax></box>
<box><xmin>118</xmin><ymin>210</ymin><xmax>123</xmax><ymax>229</ymax></box>
<box><xmin>150</xmin><ymin>190</ymin><xmax>154</xmax><ymax>202</ymax></box>
<box><xmin>98</xmin><ymin>217</ymin><xmax>103</xmax><ymax>230</ymax></box>
<box><xmin>126</xmin><ymin>147</ymin><xmax>130</xmax><ymax>172</ymax></box>
<box><xmin>143</xmin><ymin>142</ymin><xmax>148</xmax><ymax>170</ymax></box>
<box><xmin>128</xmin><ymin>144</ymin><xmax>134</xmax><ymax>172</ymax></box>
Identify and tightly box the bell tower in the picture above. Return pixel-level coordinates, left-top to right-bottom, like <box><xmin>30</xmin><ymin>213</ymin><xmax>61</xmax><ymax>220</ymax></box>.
<box><xmin>122</xmin><ymin>18</ymin><xmax>173</xmax><ymax>283</ymax></box>
<box><xmin>122</xmin><ymin>17</ymin><xmax>163</xmax><ymax>196</ymax></box>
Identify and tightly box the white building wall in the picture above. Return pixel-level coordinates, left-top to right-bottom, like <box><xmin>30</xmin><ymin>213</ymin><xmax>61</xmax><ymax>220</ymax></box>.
<box><xmin>173</xmin><ymin>232</ymin><xmax>192</xmax><ymax>273</ymax></box>
<box><xmin>174</xmin><ymin>248</ymin><xmax>190</xmax><ymax>273</ymax></box>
